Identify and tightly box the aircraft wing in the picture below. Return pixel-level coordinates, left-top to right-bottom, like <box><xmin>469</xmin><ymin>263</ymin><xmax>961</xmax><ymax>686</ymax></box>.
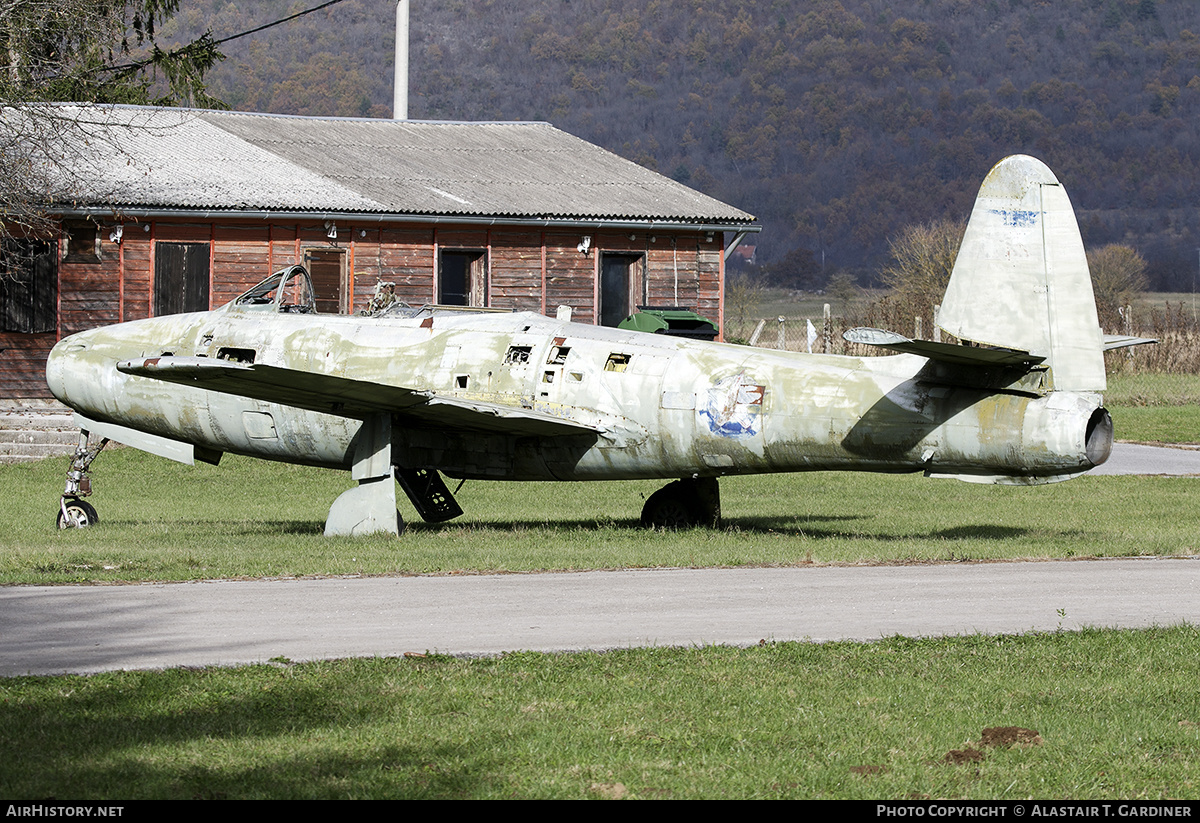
<box><xmin>116</xmin><ymin>356</ymin><xmax>601</xmax><ymax>437</ymax></box>
<box><xmin>843</xmin><ymin>328</ymin><xmax>1045</xmax><ymax>367</ymax></box>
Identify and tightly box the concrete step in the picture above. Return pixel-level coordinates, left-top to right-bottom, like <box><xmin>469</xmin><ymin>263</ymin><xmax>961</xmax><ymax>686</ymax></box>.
<box><xmin>0</xmin><ymin>400</ymin><xmax>79</xmax><ymax>463</ymax></box>
<box><xmin>0</xmin><ymin>439</ymin><xmax>76</xmax><ymax>458</ymax></box>
<box><xmin>0</xmin><ymin>417</ymin><xmax>74</xmax><ymax>430</ymax></box>
<box><xmin>0</xmin><ymin>439</ymin><xmax>78</xmax><ymax>461</ymax></box>
<box><xmin>0</xmin><ymin>429</ymin><xmax>78</xmax><ymax>445</ymax></box>
<box><xmin>0</xmin><ymin>448</ymin><xmax>74</xmax><ymax>462</ymax></box>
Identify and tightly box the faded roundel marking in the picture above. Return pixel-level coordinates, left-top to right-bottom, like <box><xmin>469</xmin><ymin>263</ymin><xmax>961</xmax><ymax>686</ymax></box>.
<box><xmin>698</xmin><ymin>373</ymin><xmax>765</xmax><ymax>439</ymax></box>
<box><xmin>988</xmin><ymin>208</ymin><xmax>1039</xmax><ymax>227</ymax></box>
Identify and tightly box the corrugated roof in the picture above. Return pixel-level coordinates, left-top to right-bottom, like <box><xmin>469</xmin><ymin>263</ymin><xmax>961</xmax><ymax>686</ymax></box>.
<box><xmin>25</xmin><ymin>104</ymin><xmax>755</xmax><ymax>226</ymax></box>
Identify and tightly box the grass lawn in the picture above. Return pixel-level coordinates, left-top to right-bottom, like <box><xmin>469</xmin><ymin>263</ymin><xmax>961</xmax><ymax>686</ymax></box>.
<box><xmin>1</xmin><ymin>628</ymin><xmax>1198</xmax><ymax>799</ymax></box>
<box><xmin>2</xmin><ymin>447</ymin><xmax>1198</xmax><ymax>584</ymax></box>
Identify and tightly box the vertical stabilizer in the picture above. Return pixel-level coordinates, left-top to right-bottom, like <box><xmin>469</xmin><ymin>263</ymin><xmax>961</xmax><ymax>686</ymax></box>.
<box><xmin>938</xmin><ymin>155</ymin><xmax>1105</xmax><ymax>392</ymax></box>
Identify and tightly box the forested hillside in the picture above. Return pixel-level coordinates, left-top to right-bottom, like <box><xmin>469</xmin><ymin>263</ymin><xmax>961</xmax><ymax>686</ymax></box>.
<box><xmin>159</xmin><ymin>0</ymin><xmax>1200</xmax><ymax>289</ymax></box>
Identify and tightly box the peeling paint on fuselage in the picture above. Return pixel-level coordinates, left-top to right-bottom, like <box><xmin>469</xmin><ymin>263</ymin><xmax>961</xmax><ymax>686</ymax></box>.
<box><xmin>47</xmin><ymin>303</ymin><xmax>1104</xmax><ymax>486</ymax></box>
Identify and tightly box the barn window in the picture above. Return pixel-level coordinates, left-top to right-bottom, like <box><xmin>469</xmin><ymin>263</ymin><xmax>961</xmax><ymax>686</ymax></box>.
<box><xmin>0</xmin><ymin>240</ymin><xmax>57</xmax><ymax>333</ymax></box>
<box><xmin>154</xmin><ymin>242</ymin><xmax>210</xmax><ymax>316</ymax></box>
<box><xmin>62</xmin><ymin>221</ymin><xmax>100</xmax><ymax>263</ymax></box>
<box><xmin>439</xmin><ymin>249</ymin><xmax>487</xmax><ymax>306</ymax></box>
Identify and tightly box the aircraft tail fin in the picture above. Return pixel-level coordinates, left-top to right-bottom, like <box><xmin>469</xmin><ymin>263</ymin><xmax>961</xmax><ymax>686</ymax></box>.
<box><xmin>937</xmin><ymin>155</ymin><xmax>1106</xmax><ymax>392</ymax></box>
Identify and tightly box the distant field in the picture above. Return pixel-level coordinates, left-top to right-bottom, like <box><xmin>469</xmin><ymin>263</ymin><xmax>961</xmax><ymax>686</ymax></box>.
<box><xmin>1133</xmin><ymin>292</ymin><xmax>1200</xmax><ymax>319</ymax></box>
<box><xmin>753</xmin><ymin>287</ymin><xmax>878</xmax><ymax>322</ymax></box>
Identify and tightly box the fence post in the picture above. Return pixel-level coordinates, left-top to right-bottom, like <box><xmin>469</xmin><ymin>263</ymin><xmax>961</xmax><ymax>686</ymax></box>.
<box><xmin>777</xmin><ymin>316</ymin><xmax>786</xmax><ymax>350</ymax></box>
<box><xmin>1124</xmin><ymin>304</ymin><xmax>1133</xmax><ymax>361</ymax></box>
<box><xmin>748</xmin><ymin>318</ymin><xmax>766</xmax><ymax>347</ymax></box>
<box><xmin>914</xmin><ymin>315</ymin><xmax>923</xmax><ymax>341</ymax></box>
<box><xmin>933</xmin><ymin>304</ymin><xmax>941</xmax><ymax>343</ymax></box>
<box><xmin>823</xmin><ymin>303</ymin><xmax>832</xmax><ymax>354</ymax></box>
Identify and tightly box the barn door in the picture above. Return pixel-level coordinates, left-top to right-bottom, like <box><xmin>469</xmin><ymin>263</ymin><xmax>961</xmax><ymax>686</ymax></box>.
<box><xmin>599</xmin><ymin>252</ymin><xmax>644</xmax><ymax>327</ymax></box>
<box><xmin>154</xmin><ymin>242</ymin><xmax>210</xmax><ymax>316</ymax></box>
<box><xmin>439</xmin><ymin>250</ymin><xmax>487</xmax><ymax>306</ymax></box>
<box><xmin>304</xmin><ymin>247</ymin><xmax>348</xmax><ymax>313</ymax></box>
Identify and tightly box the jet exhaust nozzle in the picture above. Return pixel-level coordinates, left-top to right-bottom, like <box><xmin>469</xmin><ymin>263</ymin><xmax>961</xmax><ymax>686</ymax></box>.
<box><xmin>1085</xmin><ymin>407</ymin><xmax>1113</xmax><ymax>467</ymax></box>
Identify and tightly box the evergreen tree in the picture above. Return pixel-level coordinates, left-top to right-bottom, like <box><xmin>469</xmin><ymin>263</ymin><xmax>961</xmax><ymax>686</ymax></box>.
<box><xmin>0</xmin><ymin>0</ymin><xmax>222</xmax><ymax>106</ymax></box>
<box><xmin>0</xmin><ymin>0</ymin><xmax>223</xmax><ymax>238</ymax></box>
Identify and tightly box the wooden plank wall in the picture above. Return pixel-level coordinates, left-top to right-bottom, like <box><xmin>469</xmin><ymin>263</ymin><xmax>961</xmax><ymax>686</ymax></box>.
<box><xmin>213</xmin><ymin>225</ymin><xmax>270</xmax><ymax>306</ymax></box>
<box><xmin>6</xmin><ymin>218</ymin><xmax>723</xmax><ymax>397</ymax></box>
<box><xmin>544</xmin><ymin>231</ymin><xmax>598</xmax><ymax>324</ymax></box>
<box><xmin>490</xmin><ymin>229</ymin><xmax>543</xmax><ymax>313</ymax></box>
<box><xmin>351</xmin><ymin>228</ymin><xmax>383</xmax><ymax>308</ymax></box>
<box><xmin>121</xmin><ymin>226</ymin><xmax>151</xmax><ymax>323</ymax></box>
<box><xmin>59</xmin><ymin>233</ymin><xmax>121</xmax><ymax>339</ymax></box>
<box><xmin>269</xmin><ymin>224</ymin><xmax>299</xmax><ymax>273</ymax></box>
<box><xmin>643</xmin><ymin>235</ymin><xmax>723</xmax><ymax>319</ymax></box>
<box><xmin>0</xmin><ymin>332</ymin><xmax>56</xmax><ymax>397</ymax></box>
<box><xmin>380</xmin><ymin>227</ymin><xmax>435</xmax><ymax>306</ymax></box>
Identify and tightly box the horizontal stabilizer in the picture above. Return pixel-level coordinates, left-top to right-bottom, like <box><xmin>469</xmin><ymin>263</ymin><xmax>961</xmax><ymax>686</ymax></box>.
<box><xmin>1103</xmin><ymin>334</ymin><xmax>1157</xmax><ymax>352</ymax></box>
<box><xmin>843</xmin><ymin>327</ymin><xmax>1044</xmax><ymax>368</ymax></box>
<box><xmin>116</xmin><ymin>356</ymin><xmax>602</xmax><ymax>437</ymax></box>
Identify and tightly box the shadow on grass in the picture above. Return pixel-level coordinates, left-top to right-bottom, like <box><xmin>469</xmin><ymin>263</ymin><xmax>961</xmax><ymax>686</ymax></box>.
<box><xmin>411</xmin><ymin>514</ymin><xmax>860</xmax><ymax>532</ymax></box>
<box><xmin>725</xmin><ymin>518</ymin><xmax>1034</xmax><ymax>542</ymax></box>
<box><xmin>102</xmin><ymin>519</ymin><xmax>328</xmax><ymax>536</ymax></box>
<box><xmin>93</xmin><ymin>515</ymin><xmax>1046</xmax><ymax>545</ymax></box>
<box><xmin>411</xmin><ymin>514</ymin><xmax>1039</xmax><ymax>543</ymax></box>
<box><xmin>930</xmin><ymin>525</ymin><xmax>1031</xmax><ymax>540</ymax></box>
<box><xmin>0</xmin><ymin>664</ymin><xmax>503</xmax><ymax>799</ymax></box>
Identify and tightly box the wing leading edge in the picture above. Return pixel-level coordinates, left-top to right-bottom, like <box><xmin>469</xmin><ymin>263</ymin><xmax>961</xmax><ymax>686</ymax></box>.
<box><xmin>116</xmin><ymin>356</ymin><xmax>602</xmax><ymax>437</ymax></box>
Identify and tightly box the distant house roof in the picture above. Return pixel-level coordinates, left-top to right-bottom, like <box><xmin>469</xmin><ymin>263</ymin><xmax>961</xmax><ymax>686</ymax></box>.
<box><xmin>21</xmin><ymin>104</ymin><xmax>756</xmax><ymax>230</ymax></box>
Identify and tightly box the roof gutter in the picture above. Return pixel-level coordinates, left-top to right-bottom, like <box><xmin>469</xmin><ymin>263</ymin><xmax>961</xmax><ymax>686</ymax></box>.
<box><xmin>55</xmin><ymin>206</ymin><xmax>761</xmax><ymax>236</ymax></box>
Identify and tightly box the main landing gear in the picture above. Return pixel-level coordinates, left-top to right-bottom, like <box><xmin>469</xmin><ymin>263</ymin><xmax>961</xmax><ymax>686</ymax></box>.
<box><xmin>640</xmin><ymin>476</ymin><xmax>721</xmax><ymax>530</ymax></box>
<box><xmin>58</xmin><ymin>430</ymin><xmax>108</xmax><ymax>529</ymax></box>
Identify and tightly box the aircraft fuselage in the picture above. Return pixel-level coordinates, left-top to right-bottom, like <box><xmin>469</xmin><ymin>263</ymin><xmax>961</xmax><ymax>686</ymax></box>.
<box><xmin>46</xmin><ymin>305</ymin><xmax>1108</xmax><ymax>486</ymax></box>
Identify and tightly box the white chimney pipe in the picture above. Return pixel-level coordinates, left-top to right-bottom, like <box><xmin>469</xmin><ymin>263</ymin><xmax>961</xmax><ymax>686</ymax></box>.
<box><xmin>393</xmin><ymin>0</ymin><xmax>409</xmax><ymax>120</ymax></box>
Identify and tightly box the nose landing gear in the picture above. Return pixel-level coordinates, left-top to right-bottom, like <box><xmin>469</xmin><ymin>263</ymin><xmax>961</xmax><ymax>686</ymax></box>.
<box><xmin>58</xmin><ymin>430</ymin><xmax>108</xmax><ymax>530</ymax></box>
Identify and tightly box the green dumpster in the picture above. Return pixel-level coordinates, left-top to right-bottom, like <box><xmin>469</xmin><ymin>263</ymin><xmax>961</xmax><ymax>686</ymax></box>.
<box><xmin>617</xmin><ymin>306</ymin><xmax>719</xmax><ymax>340</ymax></box>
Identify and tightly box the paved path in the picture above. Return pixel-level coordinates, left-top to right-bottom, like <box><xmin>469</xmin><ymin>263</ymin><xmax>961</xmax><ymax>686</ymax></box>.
<box><xmin>1094</xmin><ymin>442</ymin><xmax>1200</xmax><ymax>476</ymax></box>
<box><xmin>3</xmin><ymin>557</ymin><xmax>1198</xmax><ymax>677</ymax></box>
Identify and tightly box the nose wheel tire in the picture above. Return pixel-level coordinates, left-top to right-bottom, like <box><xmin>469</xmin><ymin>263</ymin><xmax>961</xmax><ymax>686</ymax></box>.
<box><xmin>57</xmin><ymin>498</ymin><xmax>99</xmax><ymax>529</ymax></box>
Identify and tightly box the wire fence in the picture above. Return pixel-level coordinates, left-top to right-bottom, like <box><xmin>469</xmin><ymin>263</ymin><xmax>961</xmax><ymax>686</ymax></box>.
<box><xmin>737</xmin><ymin>302</ymin><xmax>949</xmax><ymax>358</ymax></box>
<box><xmin>735</xmin><ymin>300</ymin><xmax>1200</xmax><ymax>400</ymax></box>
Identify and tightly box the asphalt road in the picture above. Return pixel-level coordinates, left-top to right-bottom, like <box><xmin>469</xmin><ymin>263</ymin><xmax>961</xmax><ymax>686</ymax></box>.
<box><xmin>1093</xmin><ymin>442</ymin><xmax>1200</xmax><ymax>476</ymax></box>
<box><xmin>3</xmin><ymin>557</ymin><xmax>1199</xmax><ymax>677</ymax></box>
<box><xmin>2</xmin><ymin>443</ymin><xmax>1196</xmax><ymax>678</ymax></box>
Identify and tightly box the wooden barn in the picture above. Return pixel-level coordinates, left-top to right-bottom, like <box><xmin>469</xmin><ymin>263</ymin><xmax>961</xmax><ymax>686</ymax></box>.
<box><xmin>1</xmin><ymin>104</ymin><xmax>758</xmax><ymax>400</ymax></box>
